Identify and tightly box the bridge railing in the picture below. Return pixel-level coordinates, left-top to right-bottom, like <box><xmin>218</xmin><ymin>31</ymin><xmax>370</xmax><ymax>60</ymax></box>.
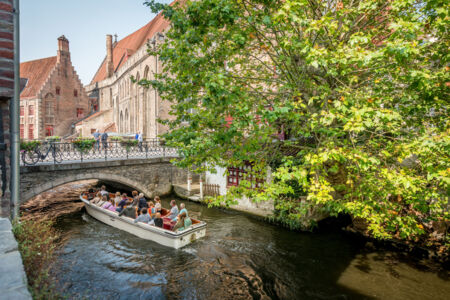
<box><xmin>20</xmin><ymin>140</ymin><xmax>179</xmax><ymax>165</ymax></box>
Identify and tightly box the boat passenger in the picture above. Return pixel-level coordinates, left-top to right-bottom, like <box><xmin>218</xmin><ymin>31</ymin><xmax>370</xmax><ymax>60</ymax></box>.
<box><xmin>172</xmin><ymin>203</ymin><xmax>188</xmax><ymax>222</ymax></box>
<box><xmin>138</xmin><ymin>193</ymin><xmax>148</xmax><ymax>213</ymax></box>
<box><xmin>90</xmin><ymin>192</ymin><xmax>102</xmax><ymax>205</ymax></box>
<box><xmin>153</xmin><ymin>213</ymin><xmax>163</xmax><ymax>228</ymax></box>
<box><xmin>119</xmin><ymin>203</ymin><xmax>137</xmax><ymax>219</ymax></box>
<box><xmin>102</xmin><ymin>198</ymin><xmax>116</xmax><ymax>212</ymax></box>
<box><xmin>168</xmin><ymin>200</ymin><xmax>179</xmax><ymax>220</ymax></box>
<box><xmin>100</xmin><ymin>185</ymin><xmax>109</xmax><ymax>196</ymax></box>
<box><xmin>116</xmin><ymin>193</ymin><xmax>129</xmax><ymax>212</ymax></box>
<box><xmin>173</xmin><ymin>212</ymin><xmax>186</xmax><ymax>231</ymax></box>
<box><xmin>147</xmin><ymin>201</ymin><xmax>156</xmax><ymax>217</ymax></box>
<box><xmin>114</xmin><ymin>192</ymin><xmax>121</xmax><ymax>206</ymax></box>
<box><xmin>173</xmin><ymin>212</ymin><xmax>192</xmax><ymax>232</ymax></box>
<box><xmin>97</xmin><ymin>195</ymin><xmax>108</xmax><ymax>207</ymax></box>
<box><xmin>134</xmin><ymin>208</ymin><xmax>151</xmax><ymax>224</ymax></box>
<box><xmin>154</xmin><ymin>196</ymin><xmax>162</xmax><ymax>213</ymax></box>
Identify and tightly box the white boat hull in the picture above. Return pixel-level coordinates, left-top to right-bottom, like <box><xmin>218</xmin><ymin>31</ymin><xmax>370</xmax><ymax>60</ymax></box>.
<box><xmin>81</xmin><ymin>197</ymin><xmax>207</xmax><ymax>249</ymax></box>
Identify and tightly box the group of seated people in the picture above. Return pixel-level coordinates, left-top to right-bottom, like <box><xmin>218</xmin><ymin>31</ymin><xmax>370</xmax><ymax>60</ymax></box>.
<box><xmin>89</xmin><ymin>186</ymin><xmax>192</xmax><ymax>232</ymax></box>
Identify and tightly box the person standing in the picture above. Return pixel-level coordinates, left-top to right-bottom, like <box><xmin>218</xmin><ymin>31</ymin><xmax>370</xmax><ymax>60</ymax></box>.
<box><xmin>93</xmin><ymin>130</ymin><xmax>100</xmax><ymax>151</ymax></box>
<box><xmin>101</xmin><ymin>131</ymin><xmax>108</xmax><ymax>150</ymax></box>
<box><xmin>137</xmin><ymin>131</ymin><xmax>143</xmax><ymax>151</ymax></box>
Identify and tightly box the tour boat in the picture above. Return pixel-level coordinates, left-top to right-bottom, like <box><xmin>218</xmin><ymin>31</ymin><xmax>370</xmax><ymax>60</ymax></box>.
<box><xmin>80</xmin><ymin>193</ymin><xmax>207</xmax><ymax>249</ymax></box>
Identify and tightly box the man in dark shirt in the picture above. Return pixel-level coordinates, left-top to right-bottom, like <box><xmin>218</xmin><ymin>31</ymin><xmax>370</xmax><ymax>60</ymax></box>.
<box><xmin>101</xmin><ymin>132</ymin><xmax>108</xmax><ymax>150</ymax></box>
<box><xmin>154</xmin><ymin>213</ymin><xmax>163</xmax><ymax>228</ymax></box>
<box><xmin>119</xmin><ymin>204</ymin><xmax>137</xmax><ymax>219</ymax></box>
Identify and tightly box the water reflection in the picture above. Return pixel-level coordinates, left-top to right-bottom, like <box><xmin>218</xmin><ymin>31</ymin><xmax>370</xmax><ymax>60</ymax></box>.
<box><xmin>53</xmin><ymin>197</ymin><xmax>449</xmax><ymax>300</ymax></box>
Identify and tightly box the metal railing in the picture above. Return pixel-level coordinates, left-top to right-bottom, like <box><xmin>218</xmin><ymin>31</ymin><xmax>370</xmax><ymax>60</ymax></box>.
<box><xmin>20</xmin><ymin>140</ymin><xmax>178</xmax><ymax>166</ymax></box>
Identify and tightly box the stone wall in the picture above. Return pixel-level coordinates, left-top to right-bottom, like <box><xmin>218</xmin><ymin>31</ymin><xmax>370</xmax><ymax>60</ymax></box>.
<box><xmin>0</xmin><ymin>217</ymin><xmax>32</xmax><ymax>299</ymax></box>
<box><xmin>0</xmin><ymin>0</ymin><xmax>14</xmax><ymax>217</ymax></box>
<box><xmin>20</xmin><ymin>157</ymin><xmax>188</xmax><ymax>203</ymax></box>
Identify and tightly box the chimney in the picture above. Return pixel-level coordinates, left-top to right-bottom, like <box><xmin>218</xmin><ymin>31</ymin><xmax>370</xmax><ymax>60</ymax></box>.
<box><xmin>106</xmin><ymin>34</ymin><xmax>114</xmax><ymax>78</ymax></box>
<box><xmin>57</xmin><ymin>35</ymin><xmax>70</xmax><ymax>63</ymax></box>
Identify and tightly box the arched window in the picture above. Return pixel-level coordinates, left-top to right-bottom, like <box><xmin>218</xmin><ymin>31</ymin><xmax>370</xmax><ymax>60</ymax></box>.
<box><xmin>74</xmin><ymin>89</ymin><xmax>78</xmax><ymax>97</ymax></box>
<box><xmin>56</xmin><ymin>87</ymin><xmax>60</xmax><ymax>95</ymax></box>
<box><xmin>125</xmin><ymin>109</ymin><xmax>129</xmax><ymax>132</ymax></box>
<box><xmin>120</xmin><ymin>111</ymin><xmax>123</xmax><ymax>132</ymax></box>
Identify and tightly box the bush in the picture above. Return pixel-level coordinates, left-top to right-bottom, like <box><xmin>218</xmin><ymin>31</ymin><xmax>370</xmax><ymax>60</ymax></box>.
<box><xmin>20</xmin><ymin>140</ymin><xmax>41</xmax><ymax>152</ymax></box>
<box><xmin>12</xmin><ymin>219</ymin><xmax>61</xmax><ymax>299</ymax></box>
<box><xmin>110</xmin><ymin>136</ymin><xmax>122</xmax><ymax>142</ymax></box>
<box><xmin>72</xmin><ymin>137</ymin><xmax>95</xmax><ymax>153</ymax></box>
<box><xmin>120</xmin><ymin>139</ymin><xmax>138</xmax><ymax>149</ymax></box>
<box><xmin>45</xmin><ymin>136</ymin><xmax>61</xmax><ymax>142</ymax></box>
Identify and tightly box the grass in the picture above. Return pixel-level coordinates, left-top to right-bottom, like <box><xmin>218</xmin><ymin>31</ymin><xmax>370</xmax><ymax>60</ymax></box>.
<box><xmin>12</xmin><ymin>219</ymin><xmax>62</xmax><ymax>300</ymax></box>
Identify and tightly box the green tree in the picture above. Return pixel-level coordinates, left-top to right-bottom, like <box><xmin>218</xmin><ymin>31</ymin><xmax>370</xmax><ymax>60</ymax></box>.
<box><xmin>142</xmin><ymin>0</ymin><xmax>449</xmax><ymax>244</ymax></box>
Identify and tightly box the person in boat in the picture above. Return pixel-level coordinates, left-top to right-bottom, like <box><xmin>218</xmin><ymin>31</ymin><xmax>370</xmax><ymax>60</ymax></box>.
<box><xmin>97</xmin><ymin>195</ymin><xmax>108</xmax><ymax>207</ymax></box>
<box><xmin>154</xmin><ymin>196</ymin><xmax>162</xmax><ymax>214</ymax></box>
<box><xmin>119</xmin><ymin>201</ymin><xmax>137</xmax><ymax>219</ymax></box>
<box><xmin>138</xmin><ymin>193</ymin><xmax>148</xmax><ymax>214</ymax></box>
<box><xmin>90</xmin><ymin>192</ymin><xmax>102</xmax><ymax>205</ymax></box>
<box><xmin>102</xmin><ymin>198</ymin><xmax>116</xmax><ymax>212</ymax></box>
<box><xmin>147</xmin><ymin>201</ymin><xmax>156</xmax><ymax>218</ymax></box>
<box><xmin>173</xmin><ymin>212</ymin><xmax>192</xmax><ymax>232</ymax></box>
<box><xmin>116</xmin><ymin>193</ymin><xmax>129</xmax><ymax>212</ymax></box>
<box><xmin>172</xmin><ymin>203</ymin><xmax>188</xmax><ymax>222</ymax></box>
<box><xmin>100</xmin><ymin>185</ymin><xmax>109</xmax><ymax>197</ymax></box>
<box><xmin>114</xmin><ymin>192</ymin><xmax>121</xmax><ymax>206</ymax></box>
<box><xmin>153</xmin><ymin>212</ymin><xmax>163</xmax><ymax>228</ymax></box>
<box><xmin>134</xmin><ymin>208</ymin><xmax>151</xmax><ymax>224</ymax></box>
<box><xmin>168</xmin><ymin>200</ymin><xmax>179</xmax><ymax>220</ymax></box>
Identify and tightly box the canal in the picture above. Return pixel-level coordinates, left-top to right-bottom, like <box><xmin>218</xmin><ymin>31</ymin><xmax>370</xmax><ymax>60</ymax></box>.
<box><xmin>45</xmin><ymin>190</ymin><xmax>450</xmax><ymax>300</ymax></box>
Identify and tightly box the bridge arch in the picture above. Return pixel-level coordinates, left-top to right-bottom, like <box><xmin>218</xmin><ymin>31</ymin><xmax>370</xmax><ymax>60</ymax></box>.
<box><xmin>21</xmin><ymin>172</ymin><xmax>153</xmax><ymax>204</ymax></box>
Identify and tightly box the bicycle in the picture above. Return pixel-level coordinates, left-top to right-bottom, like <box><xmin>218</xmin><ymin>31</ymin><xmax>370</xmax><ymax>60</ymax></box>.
<box><xmin>21</xmin><ymin>142</ymin><xmax>63</xmax><ymax>165</ymax></box>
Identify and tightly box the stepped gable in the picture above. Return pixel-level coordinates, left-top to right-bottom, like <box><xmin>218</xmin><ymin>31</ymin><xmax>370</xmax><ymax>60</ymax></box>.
<box><xmin>91</xmin><ymin>13</ymin><xmax>170</xmax><ymax>84</ymax></box>
<box><xmin>20</xmin><ymin>56</ymin><xmax>57</xmax><ymax>99</ymax></box>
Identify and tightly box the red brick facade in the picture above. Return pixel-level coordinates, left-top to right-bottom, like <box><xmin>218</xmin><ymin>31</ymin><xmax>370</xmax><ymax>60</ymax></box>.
<box><xmin>0</xmin><ymin>0</ymin><xmax>13</xmax><ymax>216</ymax></box>
<box><xmin>20</xmin><ymin>36</ymin><xmax>90</xmax><ymax>140</ymax></box>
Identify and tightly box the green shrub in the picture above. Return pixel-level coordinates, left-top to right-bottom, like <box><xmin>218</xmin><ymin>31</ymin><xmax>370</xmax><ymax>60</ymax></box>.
<box><xmin>120</xmin><ymin>139</ymin><xmax>138</xmax><ymax>149</ymax></box>
<box><xmin>45</xmin><ymin>136</ymin><xmax>61</xmax><ymax>142</ymax></box>
<box><xmin>72</xmin><ymin>137</ymin><xmax>95</xmax><ymax>153</ymax></box>
<box><xmin>20</xmin><ymin>140</ymin><xmax>41</xmax><ymax>152</ymax></box>
<box><xmin>110</xmin><ymin>136</ymin><xmax>122</xmax><ymax>142</ymax></box>
<box><xmin>12</xmin><ymin>219</ymin><xmax>61</xmax><ymax>300</ymax></box>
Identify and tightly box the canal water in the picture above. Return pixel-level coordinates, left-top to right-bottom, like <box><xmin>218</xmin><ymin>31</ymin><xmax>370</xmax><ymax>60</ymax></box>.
<box><xmin>52</xmin><ymin>196</ymin><xmax>449</xmax><ymax>300</ymax></box>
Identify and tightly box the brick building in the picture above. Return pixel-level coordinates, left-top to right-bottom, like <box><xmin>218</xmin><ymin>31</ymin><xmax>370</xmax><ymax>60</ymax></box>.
<box><xmin>20</xmin><ymin>36</ymin><xmax>89</xmax><ymax>140</ymax></box>
<box><xmin>0</xmin><ymin>0</ymin><xmax>13</xmax><ymax>216</ymax></box>
<box><xmin>77</xmin><ymin>12</ymin><xmax>174</xmax><ymax>138</ymax></box>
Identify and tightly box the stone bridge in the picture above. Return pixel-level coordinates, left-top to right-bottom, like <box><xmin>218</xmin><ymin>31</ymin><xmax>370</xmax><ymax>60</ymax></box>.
<box><xmin>20</xmin><ymin>156</ymin><xmax>190</xmax><ymax>204</ymax></box>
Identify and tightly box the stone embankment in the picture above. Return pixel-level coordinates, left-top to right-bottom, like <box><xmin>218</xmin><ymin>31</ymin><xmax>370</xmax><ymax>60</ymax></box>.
<box><xmin>0</xmin><ymin>218</ymin><xmax>32</xmax><ymax>299</ymax></box>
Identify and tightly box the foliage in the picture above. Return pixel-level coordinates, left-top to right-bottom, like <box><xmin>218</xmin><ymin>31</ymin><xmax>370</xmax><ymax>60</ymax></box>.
<box><xmin>20</xmin><ymin>140</ymin><xmax>41</xmax><ymax>152</ymax></box>
<box><xmin>142</xmin><ymin>0</ymin><xmax>449</xmax><ymax>243</ymax></box>
<box><xmin>45</xmin><ymin>136</ymin><xmax>61</xmax><ymax>142</ymax></box>
<box><xmin>120</xmin><ymin>139</ymin><xmax>139</xmax><ymax>150</ymax></box>
<box><xmin>72</xmin><ymin>137</ymin><xmax>95</xmax><ymax>153</ymax></box>
<box><xmin>12</xmin><ymin>219</ymin><xmax>61</xmax><ymax>300</ymax></box>
<box><xmin>110</xmin><ymin>136</ymin><xmax>122</xmax><ymax>142</ymax></box>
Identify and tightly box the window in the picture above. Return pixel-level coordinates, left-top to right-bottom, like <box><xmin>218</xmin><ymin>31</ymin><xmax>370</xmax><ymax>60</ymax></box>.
<box><xmin>20</xmin><ymin>124</ymin><xmax>24</xmax><ymax>137</ymax></box>
<box><xmin>74</xmin><ymin>89</ymin><xmax>78</xmax><ymax>97</ymax></box>
<box><xmin>20</xmin><ymin>106</ymin><xmax>24</xmax><ymax>116</ymax></box>
<box><xmin>76</xmin><ymin>108</ymin><xmax>84</xmax><ymax>118</ymax></box>
<box><xmin>28</xmin><ymin>116</ymin><xmax>33</xmax><ymax>124</ymax></box>
<box><xmin>56</xmin><ymin>87</ymin><xmax>60</xmax><ymax>95</ymax></box>
<box><xmin>227</xmin><ymin>162</ymin><xmax>264</xmax><ymax>188</ymax></box>
<box><xmin>90</xmin><ymin>129</ymin><xmax>96</xmax><ymax>134</ymax></box>
<box><xmin>45</xmin><ymin>101</ymin><xmax>54</xmax><ymax>124</ymax></box>
<box><xmin>28</xmin><ymin>105</ymin><xmax>34</xmax><ymax>115</ymax></box>
<box><xmin>45</xmin><ymin>126</ymin><xmax>54</xmax><ymax>137</ymax></box>
<box><xmin>28</xmin><ymin>124</ymin><xmax>34</xmax><ymax>140</ymax></box>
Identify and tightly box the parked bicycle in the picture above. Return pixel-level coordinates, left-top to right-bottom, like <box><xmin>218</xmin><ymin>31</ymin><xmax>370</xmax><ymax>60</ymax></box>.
<box><xmin>21</xmin><ymin>142</ymin><xmax>63</xmax><ymax>165</ymax></box>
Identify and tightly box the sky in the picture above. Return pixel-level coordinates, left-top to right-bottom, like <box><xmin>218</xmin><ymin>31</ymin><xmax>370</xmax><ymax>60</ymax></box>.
<box><xmin>20</xmin><ymin>0</ymin><xmax>171</xmax><ymax>85</ymax></box>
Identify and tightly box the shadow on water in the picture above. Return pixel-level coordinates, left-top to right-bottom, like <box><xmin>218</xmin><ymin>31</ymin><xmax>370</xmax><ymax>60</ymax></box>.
<box><xmin>49</xmin><ymin>186</ymin><xmax>449</xmax><ymax>300</ymax></box>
